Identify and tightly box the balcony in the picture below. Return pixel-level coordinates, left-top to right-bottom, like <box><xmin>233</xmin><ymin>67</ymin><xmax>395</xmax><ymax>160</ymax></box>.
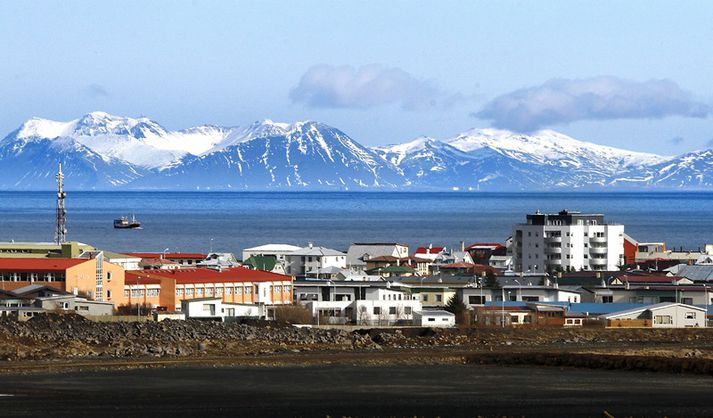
<box><xmin>590</xmin><ymin>236</ymin><xmax>607</xmax><ymax>244</ymax></box>
<box><xmin>545</xmin><ymin>246</ymin><xmax>562</xmax><ymax>254</ymax></box>
<box><xmin>546</xmin><ymin>259</ymin><xmax>562</xmax><ymax>265</ymax></box>
<box><xmin>545</xmin><ymin>236</ymin><xmax>562</xmax><ymax>243</ymax></box>
<box><xmin>589</xmin><ymin>247</ymin><xmax>607</xmax><ymax>254</ymax></box>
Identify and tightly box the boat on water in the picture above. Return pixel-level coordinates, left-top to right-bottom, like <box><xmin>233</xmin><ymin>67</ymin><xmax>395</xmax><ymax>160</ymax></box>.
<box><xmin>114</xmin><ymin>215</ymin><xmax>142</xmax><ymax>229</ymax></box>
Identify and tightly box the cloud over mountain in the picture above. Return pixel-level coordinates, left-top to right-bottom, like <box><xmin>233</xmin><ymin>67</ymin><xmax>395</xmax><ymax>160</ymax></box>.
<box><xmin>289</xmin><ymin>64</ymin><xmax>456</xmax><ymax>110</ymax></box>
<box><xmin>475</xmin><ymin>76</ymin><xmax>710</xmax><ymax>132</ymax></box>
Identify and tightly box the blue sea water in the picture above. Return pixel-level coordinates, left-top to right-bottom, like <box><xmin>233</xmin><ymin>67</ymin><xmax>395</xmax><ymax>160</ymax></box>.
<box><xmin>0</xmin><ymin>191</ymin><xmax>711</xmax><ymax>255</ymax></box>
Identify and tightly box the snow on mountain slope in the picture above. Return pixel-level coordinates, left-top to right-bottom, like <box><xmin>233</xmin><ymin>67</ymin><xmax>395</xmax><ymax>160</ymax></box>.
<box><xmin>0</xmin><ymin>135</ymin><xmax>145</xmax><ymax>190</ymax></box>
<box><xmin>10</xmin><ymin>112</ymin><xmax>230</xmax><ymax>168</ymax></box>
<box><xmin>151</xmin><ymin>121</ymin><xmax>402</xmax><ymax>190</ymax></box>
<box><xmin>447</xmin><ymin>128</ymin><xmax>667</xmax><ymax>171</ymax></box>
<box><xmin>611</xmin><ymin>148</ymin><xmax>713</xmax><ymax>189</ymax></box>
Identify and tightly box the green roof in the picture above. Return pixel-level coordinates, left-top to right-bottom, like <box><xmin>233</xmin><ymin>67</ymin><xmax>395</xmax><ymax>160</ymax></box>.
<box><xmin>243</xmin><ymin>255</ymin><xmax>277</xmax><ymax>271</ymax></box>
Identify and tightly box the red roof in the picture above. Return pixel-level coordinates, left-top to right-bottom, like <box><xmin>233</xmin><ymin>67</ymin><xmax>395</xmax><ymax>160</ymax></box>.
<box><xmin>415</xmin><ymin>247</ymin><xmax>444</xmax><ymax>254</ymax></box>
<box><xmin>128</xmin><ymin>267</ymin><xmax>291</xmax><ymax>284</ymax></box>
<box><xmin>124</xmin><ymin>272</ymin><xmax>162</xmax><ymax>285</ymax></box>
<box><xmin>0</xmin><ymin>258</ymin><xmax>89</xmax><ymax>271</ymax></box>
<box><xmin>126</xmin><ymin>252</ymin><xmax>207</xmax><ymax>260</ymax></box>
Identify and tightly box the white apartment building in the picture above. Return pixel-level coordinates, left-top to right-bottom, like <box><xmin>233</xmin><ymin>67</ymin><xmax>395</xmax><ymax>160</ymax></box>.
<box><xmin>512</xmin><ymin>210</ymin><xmax>625</xmax><ymax>273</ymax></box>
<box><xmin>284</xmin><ymin>244</ymin><xmax>347</xmax><ymax>277</ymax></box>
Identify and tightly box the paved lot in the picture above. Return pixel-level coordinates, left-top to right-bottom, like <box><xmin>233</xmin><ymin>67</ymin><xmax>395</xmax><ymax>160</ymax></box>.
<box><xmin>2</xmin><ymin>364</ymin><xmax>712</xmax><ymax>417</ymax></box>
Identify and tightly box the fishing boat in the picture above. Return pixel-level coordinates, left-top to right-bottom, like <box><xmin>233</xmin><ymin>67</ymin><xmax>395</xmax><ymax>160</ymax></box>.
<box><xmin>113</xmin><ymin>215</ymin><xmax>141</xmax><ymax>229</ymax></box>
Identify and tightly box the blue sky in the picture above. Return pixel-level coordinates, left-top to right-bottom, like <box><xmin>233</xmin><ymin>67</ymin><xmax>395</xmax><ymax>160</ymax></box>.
<box><xmin>1</xmin><ymin>1</ymin><xmax>712</xmax><ymax>154</ymax></box>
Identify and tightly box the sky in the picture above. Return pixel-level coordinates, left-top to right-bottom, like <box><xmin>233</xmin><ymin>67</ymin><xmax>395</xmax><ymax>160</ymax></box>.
<box><xmin>1</xmin><ymin>1</ymin><xmax>713</xmax><ymax>155</ymax></box>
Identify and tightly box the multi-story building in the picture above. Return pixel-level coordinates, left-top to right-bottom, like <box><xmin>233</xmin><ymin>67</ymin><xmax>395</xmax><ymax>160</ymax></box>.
<box><xmin>0</xmin><ymin>256</ymin><xmax>125</xmax><ymax>306</ymax></box>
<box><xmin>346</xmin><ymin>242</ymin><xmax>409</xmax><ymax>272</ymax></box>
<box><xmin>284</xmin><ymin>244</ymin><xmax>346</xmax><ymax>277</ymax></box>
<box><xmin>124</xmin><ymin>267</ymin><xmax>293</xmax><ymax>311</ymax></box>
<box><xmin>512</xmin><ymin>210</ymin><xmax>625</xmax><ymax>273</ymax></box>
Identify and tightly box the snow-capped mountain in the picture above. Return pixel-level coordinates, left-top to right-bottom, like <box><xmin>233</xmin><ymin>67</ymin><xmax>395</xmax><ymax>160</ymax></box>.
<box><xmin>1</xmin><ymin>111</ymin><xmax>712</xmax><ymax>191</ymax></box>
<box><xmin>0</xmin><ymin>135</ymin><xmax>144</xmax><ymax>189</ymax></box>
<box><xmin>11</xmin><ymin>112</ymin><xmax>230</xmax><ymax>168</ymax></box>
<box><xmin>610</xmin><ymin>149</ymin><xmax>713</xmax><ymax>189</ymax></box>
<box><xmin>151</xmin><ymin>121</ymin><xmax>402</xmax><ymax>190</ymax></box>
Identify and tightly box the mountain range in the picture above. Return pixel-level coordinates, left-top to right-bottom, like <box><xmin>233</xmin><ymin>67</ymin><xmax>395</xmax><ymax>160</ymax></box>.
<box><xmin>1</xmin><ymin>111</ymin><xmax>712</xmax><ymax>191</ymax></box>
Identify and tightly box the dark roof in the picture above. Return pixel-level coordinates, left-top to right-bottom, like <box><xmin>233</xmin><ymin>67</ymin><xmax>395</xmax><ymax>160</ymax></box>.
<box><xmin>126</xmin><ymin>252</ymin><xmax>207</xmax><ymax>260</ymax></box>
<box><xmin>243</xmin><ymin>255</ymin><xmax>277</xmax><ymax>272</ymax></box>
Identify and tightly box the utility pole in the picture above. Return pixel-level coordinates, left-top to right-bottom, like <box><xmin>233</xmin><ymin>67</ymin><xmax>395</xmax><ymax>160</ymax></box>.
<box><xmin>54</xmin><ymin>163</ymin><xmax>67</xmax><ymax>244</ymax></box>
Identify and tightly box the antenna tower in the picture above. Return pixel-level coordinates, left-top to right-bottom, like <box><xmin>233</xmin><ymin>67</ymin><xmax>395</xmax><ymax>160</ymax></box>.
<box><xmin>55</xmin><ymin>163</ymin><xmax>67</xmax><ymax>244</ymax></box>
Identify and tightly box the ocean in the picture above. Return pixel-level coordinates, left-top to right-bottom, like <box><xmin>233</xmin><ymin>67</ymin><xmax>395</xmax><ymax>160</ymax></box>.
<box><xmin>0</xmin><ymin>191</ymin><xmax>711</xmax><ymax>255</ymax></box>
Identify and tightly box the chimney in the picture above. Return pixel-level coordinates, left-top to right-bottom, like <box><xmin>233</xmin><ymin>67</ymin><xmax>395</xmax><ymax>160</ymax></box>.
<box><xmin>308</xmin><ymin>242</ymin><xmax>313</xmax><ymax>249</ymax></box>
<box><xmin>460</xmin><ymin>241</ymin><xmax>465</xmax><ymax>252</ymax></box>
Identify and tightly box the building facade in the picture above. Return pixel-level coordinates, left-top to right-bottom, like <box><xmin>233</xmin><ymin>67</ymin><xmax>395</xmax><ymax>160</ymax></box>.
<box><xmin>512</xmin><ymin>210</ymin><xmax>625</xmax><ymax>273</ymax></box>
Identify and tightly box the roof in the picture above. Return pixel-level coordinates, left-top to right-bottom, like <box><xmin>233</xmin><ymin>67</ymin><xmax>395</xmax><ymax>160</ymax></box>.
<box><xmin>289</xmin><ymin>246</ymin><xmax>345</xmax><ymax>257</ymax></box>
<box><xmin>415</xmin><ymin>246</ymin><xmax>445</xmax><ymax>254</ymax></box>
<box><xmin>139</xmin><ymin>258</ymin><xmax>179</xmax><ymax>266</ymax></box>
<box><xmin>316</xmin><ymin>266</ymin><xmax>345</xmax><ymax>274</ymax></box>
<box><xmin>243</xmin><ymin>244</ymin><xmax>302</xmax><ymax>253</ymax></box>
<box><xmin>669</xmin><ymin>264</ymin><xmax>713</xmax><ymax>281</ymax></box>
<box><xmin>600</xmin><ymin>302</ymin><xmax>707</xmax><ymax>319</ymax></box>
<box><xmin>10</xmin><ymin>284</ymin><xmax>70</xmax><ymax>297</ymax></box>
<box><xmin>0</xmin><ymin>258</ymin><xmax>89</xmax><ymax>271</ymax></box>
<box><xmin>127</xmin><ymin>267</ymin><xmax>291</xmax><ymax>284</ymax></box>
<box><xmin>126</xmin><ymin>252</ymin><xmax>207</xmax><ymax>260</ymax></box>
<box><xmin>347</xmin><ymin>243</ymin><xmax>405</xmax><ymax>266</ymax></box>
<box><xmin>466</xmin><ymin>243</ymin><xmax>505</xmax><ymax>250</ymax></box>
<box><xmin>124</xmin><ymin>274</ymin><xmax>162</xmax><ymax>285</ymax></box>
<box><xmin>416</xmin><ymin>309</ymin><xmax>455</xmax><ymax>317</ymax></box>
<box><xmin>374</xmin><ymin>265</ymin><xmax>415</xmax><ymax>274</ymax></box>
<box><xmin>618</xmin><ymin>274</ymin><xmax>688</xmax><ymax>284</ymax></box>
<box><xmin>243</xmin><ymin>255</ymin><xmax>277</xmax><ymax>272</ymax></box>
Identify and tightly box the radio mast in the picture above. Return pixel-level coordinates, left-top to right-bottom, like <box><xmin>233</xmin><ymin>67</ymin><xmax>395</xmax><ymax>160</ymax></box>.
<box><xmin>55</xmin><ymin>162</ymin><xmax>67</xmax><ymax>244</ymax></box>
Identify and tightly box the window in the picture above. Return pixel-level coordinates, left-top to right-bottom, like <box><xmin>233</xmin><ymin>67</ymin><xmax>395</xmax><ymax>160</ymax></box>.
<box><xmin>654</xmin><ymin>315</ymin><xmax>672</xmax><ymax>325</ymax></box>
<box><xmin>469</xmin><ymin>296</ymin><xmax>485</xmax><ymax>304</ymax></box>
<box><xmin>124</xmin><ymin>290</ymin><xmax>129</xmax><ymax>298</ymax></box>
<box><xmin>373</xmin><ymin>307</ymin><xmax>381</xmax><ymax>315</ymax></box>
<box><xmin>405</xmin><ymin>307</ymin><xmax>412</xmax><ymax>315</ymax></box>
<box><xmin>685</xmin><ymin>312</ymin><xmax>696</xmax><ymax>320</ymax></box>
<box><xmin>511</xmin><ymin>316</ymin><xmax>519</xmax><ymax>323</ymax></box>
<box><xmin>284</xmin><ymin>286</ymin><xmax>291</xmax><ymax>293</ymax></box>
<box><xmin>682</xmin><ymin>297</ymin><xmax>693</xmax><ymax>305</ymax></box>
<box><xmin>428</xmin><ymin>317</ymin><xmax>435</xmax><ymax>322</ymax></box>
<box><xmin>107</xmin><ymin>272</ymin><xmax>112</xmax><ymax>282</ymax></box>
<box><xmin>176</xmin><ymin>289</ymin><xmax>184</xmax><ymax>296</ymax></box>
<box><xmin>107</xmin><ymin>290</ymin><xmax>112</xmax><ymax>299</ymax></box>
<box><xmin>196</xmin><ymin>288</ymin><xmax>204</xmax><ymax>296</ymax></box>
<box><xmin>235</xmin><ymin>287</ymin><xmax>242</xmax><ymax>295</ymax></box>
<box><xmin>602</xmin><ymin>296</ymin><xmax>613</xmax><ymax>303</ymax></box>
<box><xmin>389</xmin><ymin>307</ymin><xmax>396</xmax><ymax>315</ymax></box>
<box><xmin>436</xmin><ymin>295</ymin><xmax>442</xmax><ymax>302</ymax></box>
<box><xmin>226</xmin><ymin>287</ymin><xmax>233</xmax><ymax>295</ymax></box>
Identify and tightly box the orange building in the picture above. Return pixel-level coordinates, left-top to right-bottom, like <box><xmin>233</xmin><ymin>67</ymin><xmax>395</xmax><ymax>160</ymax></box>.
<box><xmin>124</xmin><ymin>267</ymin><xmax>293</xmax><ymax>310</ymax></box>
<box><xmin>0</xmin><ymin>257</ymin><xmax>125</xmax><ymax>307</ymax></box>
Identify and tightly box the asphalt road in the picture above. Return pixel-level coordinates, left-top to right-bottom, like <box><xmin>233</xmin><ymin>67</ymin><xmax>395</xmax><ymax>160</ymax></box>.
<box><xmin>2</xmin><ymin>364</ymin><xmax>712</xmax><ymax>417</ymax></box>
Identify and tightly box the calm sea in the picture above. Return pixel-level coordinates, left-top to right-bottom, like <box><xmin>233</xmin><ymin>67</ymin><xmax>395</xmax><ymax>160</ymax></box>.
<box><xmin>0</xmin><ymin>191</ymin><xmax>711</xmax><ymax>255</ymax></box>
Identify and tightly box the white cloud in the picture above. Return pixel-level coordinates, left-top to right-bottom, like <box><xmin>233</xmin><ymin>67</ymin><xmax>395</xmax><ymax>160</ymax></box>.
<box><xmin>290</xmin><ymin>64</ymin><xmax>459</xmax><ymax>110</ymax></box>
<box><xmin>475</xmin><ymin>76</ymin><xmax>710</xmax><ymax>132</ymax></box>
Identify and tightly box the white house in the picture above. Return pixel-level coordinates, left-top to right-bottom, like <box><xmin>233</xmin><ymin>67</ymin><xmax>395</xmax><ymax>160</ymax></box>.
<box><xmin>600</xmin><ymin>302</ymin><xmax>707</xmax><ymax>328</ymax></box>
<box><xmin>242</xmin><ymin>244</ymin><xmax>301</xmax><ymax>267</ymax></box>
<box><xmin>284</xmin><ymin>244</ymin><xmax>347</xmax><ymax>277</ymax></box>
<box><xmin>181</xmin><ymin>297</ymin><xmax>264</xmax><ymax>321</ymax></box>
<box><xmin>413</xmin><ymin>310</ymin><xmax>455</xmax><ymax>327</ymax></box>
<box><xmin>512</xmin><ymin>210</ymin><xmax>625</xmax><ymax>273</ymax></box>
<box><xmin>346</xmin><ymin>243</ymin><xmax>409</xmax><ymax>272</ymax></box>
